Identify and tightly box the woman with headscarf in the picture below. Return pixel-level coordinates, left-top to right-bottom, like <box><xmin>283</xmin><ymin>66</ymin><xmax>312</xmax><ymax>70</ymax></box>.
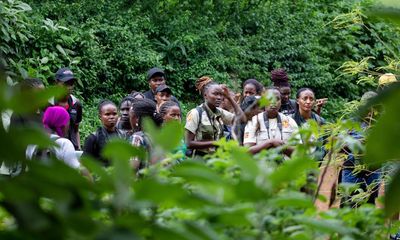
<box><xmin>34</xmin><ymin>106</ymin><xmax>80</xmax><ymax>169</ymax></box>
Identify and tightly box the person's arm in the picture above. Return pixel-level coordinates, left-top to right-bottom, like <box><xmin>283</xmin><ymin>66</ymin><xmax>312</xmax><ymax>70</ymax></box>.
<box><xmin>315</xmin><ymin>98</ymin><xmax>328</xmax><ymax>115</ymax></box>
<box><xmin>185</xmin><ymin>130</ymin><xmax>215</xmax><ymax>150</ymax></box>
<box><xmin>221</xmin><ymin>85</ymin><xmax>246</xmax><ymax>122</ymax></box>
<box><xmin>245</xmin><ymin>139</ymin><xmax>284</xmax><ymax>155</ymax></box>
<box><xmin>83</xmin><ymin>134</ymin><xmax>97</xmax><ymax>158</ymax></box>
<box><xmin>75</xmin><ymin>124</ymin><xmax>81</xmax><ymax>150</ymax></box>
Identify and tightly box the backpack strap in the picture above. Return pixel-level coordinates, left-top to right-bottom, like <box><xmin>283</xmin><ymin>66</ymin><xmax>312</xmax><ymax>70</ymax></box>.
<box><xmin>196</xmin><ymin>106</ymin><xmax>203</xmax><ymax>133</ymax></box>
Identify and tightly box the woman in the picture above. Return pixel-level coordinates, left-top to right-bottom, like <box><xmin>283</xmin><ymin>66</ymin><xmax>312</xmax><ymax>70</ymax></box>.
<box><xmin>243</xmin><ymin>88</ymin><xmax>300</xmax><ymax>155</ymax></box>
<box><xmin>129</xmin><ymin>98</ymin><xmax>164</xmax><ymax>169</ymax></box>
<box><xmin>292</xmin><ymin>88</ymin><xmax>326</xmax><ymax>165</ymax></box>
<box><xmin>38</xmin><ymin>106</ymin><xmax>80</xmax><ymax>169</ymax></box>
<box><xmin>117</xmin><ymin>96</ymin><xmax>135</xmax><ymax>137</ymax></box>
<box><xmin>271</xmin><ymin>68</ymin><xmax>297</xmax><ymax>116</ymax></box>
<box><xmin>83</xmin><ymin>100</ymin><xmax>125</xmax><ymax>166</ymax></box>
<box><xmin>185</xmin><ymin>76</ymin><xmax>245</xmax><ymax>156</ymax></box>
<box><xmin>159</xmin><ymin>101</ymin><xmax>181</xmax><ymax>122</ymax></box>
<box><xmin>232</xmin><ymin>95</ymin><xmax>262</xmax><ymax>146</ymax></box>
<box><xmin>242</xmin><ymin>78</ymin><xmax>263</xmax><ymax>97</ymax></box>
<box><xmin>159</xmin><ymin>101</ymin><xmax>186</xmax><ymax>162</ymax></box>
<box><xmin>292</xmin><ymin>88</ymin><xmax>325</xmax><ymax>127</ymax></box>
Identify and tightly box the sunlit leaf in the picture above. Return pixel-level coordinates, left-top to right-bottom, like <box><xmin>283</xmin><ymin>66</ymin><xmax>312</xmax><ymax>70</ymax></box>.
<box><xmin>143</xmin><ymin>119</ymin><xmax>184</xmax><ymax>152</ymax></box>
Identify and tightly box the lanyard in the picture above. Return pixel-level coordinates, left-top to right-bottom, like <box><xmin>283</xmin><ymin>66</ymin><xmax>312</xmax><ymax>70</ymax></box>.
<box><xmin>263</xmin><ymin>112</ymin><xmax>283</xmax><ymax>140</ymax></box>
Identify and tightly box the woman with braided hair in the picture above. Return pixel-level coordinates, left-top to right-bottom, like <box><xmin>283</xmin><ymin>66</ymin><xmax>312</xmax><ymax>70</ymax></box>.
<box><xmin>185</xmin><ymin>76</ymin><xmax>245</xmax><ymax>157</ymax></box>
<box><xmin>271</xmin><ymin>68</ymin><xmax>297</xmax><ymax>116</ymax></box>
<box><xmin>129</xmin><ymin>98</ymin><xmax>164</xmax><ymax>169</ymax></box>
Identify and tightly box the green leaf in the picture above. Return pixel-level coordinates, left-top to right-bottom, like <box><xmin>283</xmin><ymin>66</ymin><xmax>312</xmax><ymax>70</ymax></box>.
<box><xmin>293</xmin><ymin>216</ymin><xmax>359</xmax><ymax>235</ymax></box>
<box><xmin>269</xmin><ymin>151</ymin><xmax>316</xmax><ymax>189</ymax></box>
<box><xmin>173</xmin><ymin>161</ymin><xmax>225</xmax><ymax>185</ymax></box>
<box><xmin>56</xmin><ymin>44</ymin><xmax>66</xmax><ymax>56</ymax></box>
<box><xmin>133</xmin><ymin>178</ymin><xmax>189</xmax><ymax>207</ymax></box>
<box><xmin>143</xmin><ymin>119</ymin><xmax>184</xmax><ymax>152</ymax></box>
<box><xmin>384</xmin><ymin>166</ymin><xmax>400</xmax><ymax>217</ymax></box>
<box><xmin>365</xmin><ymin>83</ymin><xmax>400</xmax><ymax>166</ymax></box>
<box><xmin>102</xmin><ymin>139</ymin><xmax>145</xmax><ymax>162</ymax></box>
<box><xmin>269</xmin><ymin>191</ymin><xmax>314</xmax><ymax>208</ymax></box>
<box><xmin>6</xmin><ymin>86</ymin><xmax>66</xmax><ymax>114</ymax></box>
<box><xmin>40</xmin><ymin>57</ymin><xmax>49</xmax><ymax>64</ymax></box>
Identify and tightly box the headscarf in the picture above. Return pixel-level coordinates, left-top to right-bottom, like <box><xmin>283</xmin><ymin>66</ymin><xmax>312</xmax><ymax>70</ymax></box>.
<box><xmin>42</xmin><ymin>106</ymin><xmax>70</xmax><ymax>137</ymax></box>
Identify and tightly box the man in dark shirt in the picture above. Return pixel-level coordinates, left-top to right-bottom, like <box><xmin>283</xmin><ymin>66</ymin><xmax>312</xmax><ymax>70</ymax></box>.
<box><xmin>143</xmin><ymin>67</ymin><xmax>180</xmax><ymax>106</ymax></box>
<box><xmin>54</xmin><ymin>67</ymin><xmax>83</xmax><ymax>150</ymax></box>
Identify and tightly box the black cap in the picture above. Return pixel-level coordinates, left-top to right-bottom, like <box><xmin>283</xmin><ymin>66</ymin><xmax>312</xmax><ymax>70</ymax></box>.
<box><xmin>155</xmin><ymin>84</ymin><xmax>172</xmax><ymax>94</ymax></box>
<box><xmin>147</xmin><ymin>67</ymin><xmax>165</xmax><ymax>81</ymax></box>
<box><xmin>55</xmin><ymin>67</ymin><xmax>75</xmax><ymax>82</ymax></box>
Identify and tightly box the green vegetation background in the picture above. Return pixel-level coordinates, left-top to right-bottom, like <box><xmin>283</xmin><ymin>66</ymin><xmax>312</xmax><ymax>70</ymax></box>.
<box><xmin>3</xmin><ymin>0</ymin><xmax>400</xmax><ymax>137</ymax></box>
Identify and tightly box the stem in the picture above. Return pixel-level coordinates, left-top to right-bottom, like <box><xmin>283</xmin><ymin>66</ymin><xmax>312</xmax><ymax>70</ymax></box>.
<box><xmin>313</xmin><ymin>133</ymin><xmax>335</xmax><ymax>203</ymax></box>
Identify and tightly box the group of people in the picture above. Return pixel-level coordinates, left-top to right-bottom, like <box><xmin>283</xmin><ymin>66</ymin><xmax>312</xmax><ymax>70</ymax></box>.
<box><xmin>3</xmin><ymin>66</ymin><xmax>397</xmax><ymax>210</ymax></box>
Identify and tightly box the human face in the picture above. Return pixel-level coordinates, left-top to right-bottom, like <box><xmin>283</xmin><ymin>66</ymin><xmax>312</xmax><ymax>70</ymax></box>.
<box><xmin>279</xmin><ymin>86</ymin><xmax>291</xmax><ymax>104</ymax></box>
<box><xmin>205</xmin><ymin>84</ymin><xmax>224</xmax><ymax>110</ymax></box>
<box><xmin>220</xmin><ymin>91</ymin><xmax>235</xmax><ymax>112</ymax></box>
<box><xmin>163</xmin><ymin>106</ymin><xmax>181</xmax><ymax>122</ymax></box>
<box><xmin>119</xmin><ymin>101</ymin><xmax>132</xmax><ymax>123</ymax></box>
<box><xmin>265</xmin><ymin>89</ymin><xmax>281</xmax><ymax>119</ymax></box>
<box><xmin>58</xmin><ymin>79</ymin><xmax>74</xmax><ymax>95</ymax></box>
<box><xmin>243</xmin><ymin>83</ymin><xmax>257</xmax><ymax>97</ymax></box>
<box><xmin>149</xmin><ymin>76</ymin><xmax>165</xmax><ymax>92</ymax></box>
<box><xmin>129</xmin><ymin>110</ymin><xmax>139</xmax><ymax>129</ymax></box>
<box><xmin>155</xmin><ymin>91</ymin><xmax>171</xmax><ymax>105</ymax></box>
<box><xmin>99</xmin><ymin>104</ymin><xmax>118</xmax><ymax>131</ymax></box>
<box><xmin>297</xmin><ymin>89</ymin><xmax>315</xmax><ymax>113</ymax></box>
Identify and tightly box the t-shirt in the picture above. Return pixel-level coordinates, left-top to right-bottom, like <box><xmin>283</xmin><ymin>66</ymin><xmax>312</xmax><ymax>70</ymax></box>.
<box><xmin>185</xmin><ymin>104</ymin><xmax>234</xmax><ymax>154</ymax></box>
<box><xmin>83</xmin><ymin>127</ymin><xmax>126</xmax><ymax>166</ymax></box>
<box><xmin>243</xmin><ymin>112</ymin><xmax>299</xmax><ymax>145</ymax></box>
<box><xmin>52</xmin><ymin>135</ymin><xmax>81</xmax><ymax>169</ymax></box>
<box><xmin>26</xmin><ymin>134</ymin><xmax>80</xmax><ymax>169</ymax></box>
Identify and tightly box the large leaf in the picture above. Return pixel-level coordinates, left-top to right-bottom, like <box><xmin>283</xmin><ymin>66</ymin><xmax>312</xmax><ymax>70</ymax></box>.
<box><xmin>365</xmin><ymin>83</ymin><xmax>400</xmax><ymax>166</ymax></box>
<box><xmin>293</xmin><ymin>216</ymin><xmax>359</xmax><ymax>236</ymax></box>
<box><xmin>143</xmin><ymin>119</ymin><xmax>184</xmax><ymax>152</ymax></box>
<box><xmin>384</xmin><ymin>165</ymin><xmax>400</xmax><ymax>217</ymax></box>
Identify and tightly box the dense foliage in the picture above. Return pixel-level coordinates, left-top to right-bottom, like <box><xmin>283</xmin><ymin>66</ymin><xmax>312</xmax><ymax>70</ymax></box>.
<box><xmin>2</xmin><ymin>1</ymin><xmax>400</xmax><ymax>239</ymax></box>
<box><xmin>2</xmin><ymin>0</ymin><xmax>400</xmax><ymax>119</ymax></box>
<box><xmin>0</xmin><ymin>73</ymin><xmax>398</xmax><ymax>239</ymax></box>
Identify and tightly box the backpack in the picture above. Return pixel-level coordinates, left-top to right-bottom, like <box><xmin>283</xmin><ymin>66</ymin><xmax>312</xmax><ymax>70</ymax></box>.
<box><xmin>32</xmin><ymin>135</ymin><xmax>60</xmax><ymax>163</ymax></box>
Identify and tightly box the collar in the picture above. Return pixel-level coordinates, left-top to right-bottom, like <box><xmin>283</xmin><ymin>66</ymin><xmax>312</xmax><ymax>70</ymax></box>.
<box><xmin>202</xmin><ymin>103</ymin><xmax>222</xmax><ymax>119</ymax></box>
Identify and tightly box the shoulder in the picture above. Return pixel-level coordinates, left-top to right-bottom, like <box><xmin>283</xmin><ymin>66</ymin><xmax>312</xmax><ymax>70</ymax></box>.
<box><xmin>171</xmin><ymin>95</ymin><xmax>180</xmax><ymax>105</ymax></box>
<box><xmin>143</xmin><ymin>90</ymin><xmax>154</xmax><ymax>99</ymax></box>
<box><xmin>54</xmin><ymin>137</ymin><xmax>75</xmax><ymax>150</ymax></box>
<box><xmin>186</xmin><ymin>107</ymin><xmax>201</xmax><ymax>121</ymax></box>
<box><xmin>312</xmin><ymin>112</ymin><xmax>325</xmax><ymax>125</ymax></box>
<box><xmin>69</xmin><ymin>95</ymin><xmax>81</xmax><ymax>106</ymax></box>
<box><xmin>217</xmin><ymin>107</ymin><xmax>234</xmax><ymax>118</ymax></box>
<box><xmin>280</xmin><ymin>113</ymin><xmax>298</xmax><ymax>129</ymax></box>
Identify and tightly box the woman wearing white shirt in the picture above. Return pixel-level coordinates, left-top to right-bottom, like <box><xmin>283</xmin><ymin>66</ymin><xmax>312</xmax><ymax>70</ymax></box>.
<box><xmin>243</xmin><ymin>88</ymin><xmax>300</xmax><ymax>155</ymax></box>
<box><xmin>39</xmin><ymin>106</ymin><xmax>80</xmax><ymax>169</ymax></box>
